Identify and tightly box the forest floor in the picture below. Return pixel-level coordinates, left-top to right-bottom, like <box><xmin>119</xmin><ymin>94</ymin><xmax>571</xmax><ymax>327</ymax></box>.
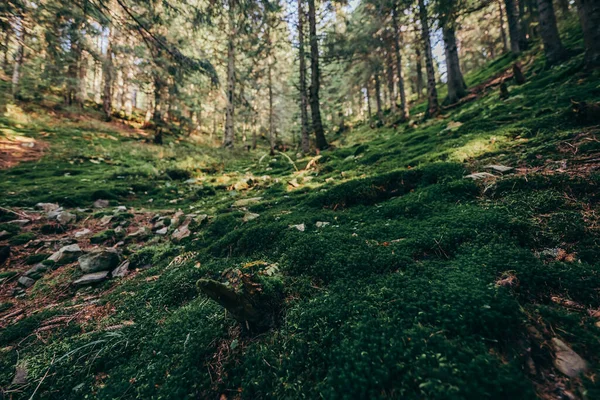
<box><xmin>2</xmin><ymin>24</ymin><xmax>600</xmax><ymax>400</ymax></box>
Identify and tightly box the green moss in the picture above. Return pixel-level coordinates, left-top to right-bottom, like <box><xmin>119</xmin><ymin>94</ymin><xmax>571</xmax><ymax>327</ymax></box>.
<box><xmin>9</xmin><ymin>232</ymin><xmax>36</xmax><ymax>245</ymax></box>
<box><xmin>25</xmin><ymin>253</ymin><xmax>50</xmax><ymax>265</ymax></box>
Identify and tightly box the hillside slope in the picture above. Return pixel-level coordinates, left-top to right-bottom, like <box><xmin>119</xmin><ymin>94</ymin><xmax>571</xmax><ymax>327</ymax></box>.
<box><xmin>1</xmin><ymin>23</ymin><xmax>600</xmax><ymax>399</ymax></box>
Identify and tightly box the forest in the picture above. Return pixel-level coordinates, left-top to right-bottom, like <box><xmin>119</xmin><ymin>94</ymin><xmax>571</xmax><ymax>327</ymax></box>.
<box><xmin>0</xmin><ymin>0</ymin><xmax>600</xmax><ymax>398</ymax></box>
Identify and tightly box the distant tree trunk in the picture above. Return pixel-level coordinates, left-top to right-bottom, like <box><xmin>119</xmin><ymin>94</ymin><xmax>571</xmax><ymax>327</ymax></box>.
<box><xmin>385</xmin><ymin>51</ymin><xmax>397</xmax><ymax>114</ymax></box>
<box><xmin>153</xmin><ymin>75</ymin><xmax>165</xmax><ymax>144</ymax></box>
<box><xmin>122</xmin><ymin>53</ymin><xmax>133</xmax><ymax>116</ymax></box>
<box><xmin>268</xmin><ymin>57</ymin><xmax>275</xmax><ymax>156</ymax></box>
<box><xmin>223</xmin><ymin>0</ymin><xmax>236</xmax><ymax>149</ymax></box>
<box><xmin>79</xmin><ymin>51</ymin><xmax>88</xmax><ymax>106</ymax></box>
<box><xmin>443</xmin><ymin>22</ymin><xmax>468</xmax><ymax>104</ymax></box>
<box><xmin>102</xmin><ymin>27</ymin><xmax>113</xmax><ymax>120</ymax></box>
<box><xmin>498</xmin><ymin>0</ymin><xmax>509</xmax><ymax>53</ymax></box>
<box><xmin>415</xmin><ymin>46</ymin><xmax>424</xmax><ymax>100</ymax></box>
<box><xmin>575</xmin><ymin>0</ymin><xmax>600</xmax><ymax>68</ymax></box>
<box><xmin>308</xmin><ymin>0</ymin><xmax>328</xmax><ymax>150</ymax></box>
<box><xmin>557</xmin><ymin>0</ymin><xmax>570</xmax><ymax>14</ymax></box>
<box><xmin>298</xmin><ymin>0</ymin><xmax>310</xmax><ymax>154</ymax></box>
<box><xmin>418</xmin><ymin>0</ymin><xmax>439</xmax><ymax>118</ymax></box>
<box><xmin>144</xmin><ymin>90</ymin><xmax>153</xmax><ymax>123</ymax></box>
<box><xmin>518</xmin><ymin>0</ymin><xmax>531</xmax><ymax>49</ymax></box>
<box><xmin>374</xmin><ymin>71</ymin><xmax>384</xmax><ymax>121</ymax></box>
<box><xmin>504</xmin><ymin>0</ymin><xmax>522</xmax><ymax>54</ymax></box>
<box><xmin>537</xmin><ymin>0</ymin><xmax>566</xmax><ymax>65</ymax></box>
<box><xmin>11</xmin><ymin>17</ymin><xmax>25</xmax><ymax>97</ymax></box>
<box><xmin>2</xmin><ymin>28</ymin><xmax>10</xmax><ymax>73</ymax></box>
<box><xmin>392</xmin><ymin>5</ymin><xmax>408</xmax><ymax>120</ymax></box>
<box><xmin>365</xmin><ymin>85</ymin><xmax>372</xmax><ymax>119</ymax></box>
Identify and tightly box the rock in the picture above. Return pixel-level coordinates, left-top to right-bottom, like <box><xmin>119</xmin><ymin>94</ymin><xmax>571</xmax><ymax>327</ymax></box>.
<box><xmin>484</xmin><ymin>164</ymin><xmax>513</xmax><ymax>173</ymax></box>
<box><xmin>156</xmin><ymin>227</ymin><xmax>168</xmax><ymax>235</ymax></box>
<box><xmin>316</xmin><ymin>221</ymin><xmax>330</xmax><ymax>228</ymax></box>
<box><xmin>35</xmin><ymin>203</ymin><xmax>60</xmax><ymax>213</ymax></box>
<box><xmin>114</xmin><ymin>206</ymin><xmax>127</xmax><ymax>213</ymax></box>
<box><xmin>243</xmin><ymin>212</ymin><xmax>260</xmax><ymax>222</ymax></box>
<box><xmin>12</xmin><ymin>365</ymin><xmax>28</xmax><ymax>385</ymax></box>
<box><xmin>18</xmin><ymin>276</ymin><xmax>35</xmax><ymax>288</ymax></box>
<box><xmin>99</xmin><ymin>215</ymin><xmax>113</xmax><ymax>225</ymax></box>
<box><xmin>93</xmin><ymin>199</ymin><xmax>109</xmax><ymax>208</ymax></box>
<box><xmin>47</xmin><ymin>207</ymin><xmax>64</xmax><ymax>219</ymax></box>
<box><xmin>194</xmin><ymin>214</ymin><xmax>208</xmax><ymax>225</ymax></box>
<box><xmin>172</xmin><ymin>220</ymin><xmax>191</xmax><ymax>241</ymax></box>
<box><xmin>24</xmin><ymin>263</ymin><xmax>49</xmax><ymax>280</ymax></box>
<box><xmin>56</xmin><ymin>211</ymin><xmax>76</xmax><ymax>225</ymax></box>
<box><xmin>73</xmin><ymin>271</ymin><xmax>109</xmax><ymax>287</ymax></box>
<box><xmin>12</xmin><ymin>287</ymin><xmax>25</xmax><ymax>297</ymax></box>
<box><xmin>170</xmin><ymin>211</ymin><xmax>185</xmax><ymax>228</ymax></box>
<box><xmin>290</xmin><ymin>223</ymin><xmax>305</xmax><ymax>232</ymax></box>
<box><xmin>127</xmin><ymin>227</ymin><xmax>149</xmax><ymax>239</ymax></box>
<box><xmin>153</xmin><ymin>219</ymin><xmax>166</xmax><ymax>230</ymax></box>
<box><xmin>8</xmin><ymin>219</ymin><xmax>30</xmax><ymax>226</ymax></box>
<box><xmin>74</xmin><ymin>228</ymin><xmax>92</xmax><ymax>238</ymax></box>
<box><xmin>112</xmin><ymin>260</ymin><xmax>130</xmax><ymax>278</ymax></box>
<box><xmin>232</xmin><ymin>197</ymin><xmax>263</xmax><ymax>208</ymax></box>
<box><xmin>78</xmin><ymin>249</ymin><xmax>120</xmax><ymax>273</ymax></box>
<box><xmin>48</xmin><ymin>244</ymin><xmax>83</xmax><ymax>265</ymax></box>
<box><xmin>0</xmin><ymin>245</ymin><xmax>10</xmax><ymax>265</ymax></box>
<box><xmin>552</xmin><ymin>338</ymin><xmax>588</xmax><ymax>377</ymax></box>
<box><xmin>0</xmin><ymin>230</ymin><xmax>10</xmax><ymax>240</ymax></box>
<box><xmin>91</xmin><ymin>229</ymin><xmax>120</xmax><ymax>244</ymax></box>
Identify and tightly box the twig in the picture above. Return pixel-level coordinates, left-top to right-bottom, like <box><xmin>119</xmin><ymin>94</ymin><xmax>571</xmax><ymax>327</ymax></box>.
<box><xmin>29</xmin><ymin>354</ymin><xmax>55</xmax><ymax>400</ymax></box>
<box><xmin>0</xmin><ymin>206</ymin><xmax>30</xmax><ymax>219</ymax></box>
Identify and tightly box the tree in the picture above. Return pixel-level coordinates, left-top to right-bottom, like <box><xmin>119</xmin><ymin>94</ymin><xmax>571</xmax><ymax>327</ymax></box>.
<box><xmin>298</xmin><ymin>0</ymin><xmax>310</xmax><ymax>153</ymax></box>
<box><xmin>418</xmin><ymin>0</ymin><xmax>439</xmax><ymax>117</ymax></box>
<box><xmin>437</xmin><ymin>1</ymin><xmax>467</xmax><ymax>104</ymax></box>
<box><xmin>575</xmin><ymin>0</ymin><xmax>600</xmax><ymax>68</ymax></box>
<box><xmin>537</xmin><ymin>0</ymin><xmax>566</xmax><ymax>65</ymax></box>
<box><xmin>504</xmin><ymin>0</ymin><xmax>522</xmax><ymax>54</ymax></box>
<box><xmin>307</xmin><ymin>0</ymin><xmax>328</xmax><ymax>150</ymax></box>
<box><xmin>391</xmin><ymin>3</ymin><xmax>408</xmax><ymax>120</ymax></box>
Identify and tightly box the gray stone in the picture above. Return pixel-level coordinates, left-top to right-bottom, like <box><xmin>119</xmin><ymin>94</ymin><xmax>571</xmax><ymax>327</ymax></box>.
<box><xmin>484</xmin><ymin>164</ymin><xmax>513</xmax><ymax>173</ymax></box>
<box><xmin>464</xmin><ymin>172</ymin><xmax>496</xmax><ymax>180</ymax></box>
<box><xmin>24</xmin><ymin>263</ymin><xmax>49</xmax><ymax>279</ymax></box>
<box><xmin>73</xmin><ymin>271</ymin><xmax>109</xmax><ymax>287</ymax></box>
<box><xmin>172</xmin><ymin>218</ymin><xmax>192</xmax><ymax>241</ymax></box>
<box><xmin>18</xmin><ymin>276</ymin><xmax>35</xmax><ymax>288</ymax></box>
<box><xmin>289</xmin><ymin>223</ymin><xmax>305</xmax><ymax>232</ymax></box>
<box><xmin>127</xmin><ymin>227</ymin><xmax>149</xmax><ymax>238</ymax></box>
<box><xmin>74</xmin><ymin>228</ymin><xmax>92</xmax><ymax>238</ymax></box>
<box><xmin>0</xmin><ymin>230</ymin><xmax>10</xmax><ymax>240</ymax></box>
<box><xmin>12</xmin><ymin>365</ymin><xmax>28</xmax><ymax>385</ymax></box>
<box><xmin>35</xmin><ymin>203</ymin><xmax>60</xmax><ymax>213</ymax></box>
<box><xmin>99</xmin><ymin>215</ymin><xmax>113</xmax><ymax>225</ymax></box>
<box><xmin>93</xmin><ymin>199</ymin><xmax>109</xmax><ymax>208</ymax></box>
<box><xmin>114</xmin><ymin>206</ymin><xmax>127</xmax><ymax>213</ymax></box>
<box><xmin>243</xmin><ymin>212</ymin><xmax>259</xmax><ymax>222</ymax></box>
<box><xmin>48</xmin><ymin>244</ymin><xmax>82</xmax><ymax>264</ymax></box>
<box><xmin>194</xmin><ymin>214</ymin><xmax>209</xmax><ymax>224</ymax></box>
<box><xmin>112</xmin><ymin>260</ymin><xmax>130</xmax><ymax>278</ymax></box>
<box><xmin>552</xmin><ymin>338</ymin><xmax>588</xmax><ymax>377</ymax></box>
<box><xmin>316</xmin><ymin>221</ymin><xmax>330</xmax><ymax>228</ymax></box>
<box><xmin>47</xmin><ymin>207</ymin><xmax>64</xmax><ymax>219</ymax></box>
<box><xmin>78</xmin><ymin>249</ymin><xmax>120</xmax><ymax>273</ymax></box>
<box><xmin>57</xmin><ymin>211</ymin><xmax>76</xmax><ymax>225</ymax></box>
<box><xmin>156</xmin><ymin>227</ymin><xmax>168</xmax><ymax>235</ymax></box>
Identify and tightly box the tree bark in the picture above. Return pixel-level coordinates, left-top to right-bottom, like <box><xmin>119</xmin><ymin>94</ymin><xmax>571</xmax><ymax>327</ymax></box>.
<box><xmin>11</xmin><ymin>17</ymin><xmax>25</xmax><ymax>97</ymax></box>
<box><xmin>392</xmin><ymin>5</ymin><xmax>408</xmax><ymax>120</ymax></box>
<box><xmin>102</xmin><ymin>28</ymin><xmax>113</xmax><ymax>120</ymax></box>
<box><xmin>223</xmin><ymin>0</ymin><xmax>236</xmax><ymax>148</ymax></box>
<box><xmin>153</xmin><ymin>75</ymin><xmax>166</xmax><ymax>144</ymax></box>
<box><xmin>308</xmin><ymin>0</ymin><xmax>328</xmax><ymax>150</ymax></box>
<box><xmin>2</xmin><ymin>28</ymin><xmax>10</xmax><ymax>73</ymax></box>
<box><xmin>442</xmin><ymin>23</ymin><xmax>467</xmax><ymax>104</ymax></box>
<box><xmin>268</xmin><ymin>55</ymin><xmax>275</xmax><ymax>156</ymax></box>
<box><xmin>504</xmin><ymin>0</ymin><xmax>522</xmax><ymax>54</ymax></box>
<box><xmin>385</xmin><ymin>50</ymin><xmax>397</xmax><ymax>114</ymax></box>
<box><xmin>575</xmin><ymin>0</ymin><xmax>600</xmax><ymax>68</ymax></box>
<box><xmin>418</xmin><ymin>0</ymin><xmax>439</xmax><ymax>118</ymax></box>
<box><xmin>518</xmin><ymin>0</ymin><xmax>530</xmax><ymax>50</ymax></box>
<box><xmin>374</xmin><ymin>71</ymin><xmax>383</xmax><ymax>121</ymax></box>
<box><xmin>298</xmin><ymin>0</ymin><xmax>310</xmax><ymax>154</ymax></box>
<box><xmin>498</xmin><ymin>0</ymin><xmax>509</xmax><ymax>53</ymax></box>
<box><xmin>365</xmin><ymin>85</ymin><xmax>372</xmax><ymax>119</ymax></box>
<box><xmin>415</xmin><ymin>46</ymin><xmax>424</xmax><ymax>100</ymax></box>
<box><xmin>537</xmin><ymin>0</ymin><xmax>566</xmax><ymax>65</ymax></box>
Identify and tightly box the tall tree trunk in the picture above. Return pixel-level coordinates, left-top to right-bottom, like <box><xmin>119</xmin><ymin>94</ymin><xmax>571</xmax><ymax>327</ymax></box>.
<box><xmin>557</xmin><ymin>0</ymin><xmax>570</xmax><ymax>14</ymax></box>
<box><xmin>537</xmin><ymin>0</ymin><xmax>566</xmax><ymax>65</ymax></box>
<box><xmin>2</xmin><ymin>28</ymin><xmax>10</xmax><ymax>73</ymax></box>
<box><xmin>153</xmin><ymin>75</ymin><xmax>165</xmax><ymax>144</ymax></box>
<box><xmin>442</xmin><ymin>22</ymin><xmax>467</xmax><ymax>104</ymax></box>
<box><xmin>374</xmin><ymin>71</ymin><xmax>383</xmax><ymax>121</ymax></box>
<box><xmin>223</xmin><ymin>0</ymin><xmax>236</xmax><ymax>148</ymax></box>
<box><xmin>392</xmin><ymin>5</ymin><xmax>408</xmax><ymax>120</ymax></box>
<box><xmin>144</xmin><ymin>89</ymin><xmax>153</xmax><ymax>123</ymax></box>
<box><xmin>298</xmin><ymin>0</ymin><xmax>310</xmax><ymax>154</ymax></box>
<box><xmin>102</xmin><ymin>28</ymin><xmax>113</xmax><ymax>120</ymax></box>
<box><xmin>365</xmin><ymin>85</ymin><xmax>372</xmax><ymax>119</ymax></box>
<box><xmin>518</xmin><ymin>0</ymin><xmax>530</xmax><ymax>50</ymax></box>
<box><xmin>386</xmin><ymin>50</ymin><xmax>397</xmax><ymax>114</ymax></box>
<box><xmin>268</xmin><ymin>56</ymin><xmax>275</xmax><ymax>156</ymax></box>
<box><xmin>498</xmin><ymin>0</ymin><xmax>509</xmax><ymax>53</ymax></box>
<box><xmin>11</xmin><ymin>17</ymin><xmax>25</xmax><ymax>97</ymax></box>
<box><xmin>418</xmin><ymin>0</ymin><xmax>439</xmax><ymax>118</ymax></box>
<box><xmin>308</xmin><ymin>0</ymin><xmax>328</xmax><ymax>150</ymax></box>
<box><xmin>504</xmin><ymin>0</ymin><xmax>522</xmax><ymax>54</ymax></box>
<box><xmin>78</xmin><ymin>51</ymin><xmax>87</xmax><ymax>107</ymax></box>
<box><xmin>575</xmin><ymin>0</ymin><xmax>600</xmax><ymax>68</ymax></box>
<box><xmin>415</xmin><ymin>46</ymin><xmax>424</xmax><ymax>100</ymax></box>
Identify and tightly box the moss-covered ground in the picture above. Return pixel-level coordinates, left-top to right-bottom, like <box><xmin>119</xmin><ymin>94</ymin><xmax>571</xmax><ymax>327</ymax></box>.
<box><xmin>1</xmin><ymin>18</ymin><xmax>600</xmax><ymax>400</ymax></box>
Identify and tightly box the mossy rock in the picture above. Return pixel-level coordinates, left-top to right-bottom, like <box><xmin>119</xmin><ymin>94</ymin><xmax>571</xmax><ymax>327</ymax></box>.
<box><xmin>90</xmin><ymin>229</ymin><xmax>123</xmax><ymax>244</ymax></box>
<box><xmin>25</xmin><ymin>253</ymin><xmax>50</xmax><ymax>265</ymax></box>
<box><xmin>9</xmin><ymin>232</ymin><xmax>36</xmax><ymax>246</ymax></box>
